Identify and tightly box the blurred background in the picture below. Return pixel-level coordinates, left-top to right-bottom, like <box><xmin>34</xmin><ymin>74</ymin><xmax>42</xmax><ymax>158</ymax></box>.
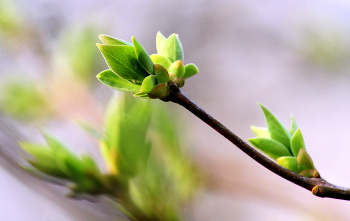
<box><xmin>1</xmin><ymin>0</ymin><xmax>350</xmax><ymax>220</ymax></box>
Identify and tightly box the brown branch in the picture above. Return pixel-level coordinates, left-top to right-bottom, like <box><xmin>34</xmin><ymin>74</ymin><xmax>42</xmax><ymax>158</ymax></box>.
<box><xmin>164</xmin><ymin>84</ymin><xmax>350</xmax><ymax>201</ymax></box>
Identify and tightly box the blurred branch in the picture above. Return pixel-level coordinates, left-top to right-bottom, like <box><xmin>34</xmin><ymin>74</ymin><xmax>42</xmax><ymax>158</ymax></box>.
<box><xmin>166</xmin><ymin>84</ymin><xmax>350</xmax><ymax>201</ymax></box>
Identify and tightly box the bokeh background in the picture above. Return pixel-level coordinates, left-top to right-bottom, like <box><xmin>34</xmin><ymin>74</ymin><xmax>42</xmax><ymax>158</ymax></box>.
<box><xmin>2</xmin><ymin>0</ymin><xmax>350</xmax><ymax>220</ymax></box>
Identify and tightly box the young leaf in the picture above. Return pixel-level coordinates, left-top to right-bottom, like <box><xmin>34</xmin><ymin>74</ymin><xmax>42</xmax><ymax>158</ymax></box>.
<box><xmin>162</xmin><ymin>34</ymin><xmax>184</xmax><ymax>62</ymax></box>
<box><xmin>154</xmin><ymin>64</ymin><xmax>170</xmax><ymax>84</ymax></box>
<box><xmin>259</xmin><ymin>104</ymin><xmax>291</xmax><ymax>151</ymax></box>
<box><xmin>290</xmin><ymin>129</ymin><xmax>305</xmax><ymax>157</ymax></box>
<box><xmin>296</xmin><ymin>148</ymin><xmax>315</xmax><ymax>171</ymax></box>
<box><xmin>97</xmin><ymin>69</ymin><xmax>141</xmax><ymax>93</ymax></box>
<box><xmin>117</xmin><ymin>99</ymin><xmax>152</xmax><ymax>177</ymax></box>
<box><xmin>156</xmin><ymin>31</ymin><xmax>167</xmax><ymax>54</ymax></box>
<box><xmin>20</xmin><ymin>142</ymin><xmax>53</xmax><ymax>160</ymax></box>
<box><xmin>276</xmin><ymin>156</ymin><xmax>300</xmax><ymax>173</ymax></box>
<box><xmin>102</xmin><ymin>95</ymin><xmax>153</xmax><ymax>178</ymax></box>
<box><xmin>96</xmin><ymin>44</ymin><xmax>148</xmax><ymax>83</ymax></box>
<box><xmin>150</xmin><ymin>54</ymin><xmax>172</xmax><ymax>70</ymax></box>
<box><xmin>289</xmin><ymin>115</ymin><xmax>298</xmax><ymax>136</ymax></box>
<box><xmin>27</xmin><ymin>160</ymin><xmax>67</xmax><ymax>179</ymax></box>
<box><xmin>148</xmin><ymin>83</ymin><xmax>168</xmax><ymax>99</ymax></box>
<box><xmin>55</xmin><ymin>149</ymin><xmax>82</xmax><ymax>179</ymax></box>
<box><xmin>81</xmin><ymin>155</ymin><xmax>100</xmax><ymax>175</ymax></box>
<box><xmin>250</xmin><ymin>126</ymin><xmax>270</xmax><ymax>138</ymax></box>
<box><xmin>134</xmin><ymin>75</ymin><xmax>156</xmax><ymax>96</ymax></box>
<box><xmin>169</xmin><ymin>60</ymin><xmax>185</xmax><ymax>78</ymax></box>
<box><xmin>98</xmin><ymin>34</ymin><xmax>132</xmax><ymax>46</ymax></box>
<box><xmin>131</xmin><ymin>36</ymin><xmax>154</xmax><ymax>75</ymax></box>
<box><xmin>184</xmin><ymin>63</ymin><xmax>199</xmax><ymax>79</ymax></box>
<box><xmin>248</xmin><ymin>138</ymin><xmax>292</xmax><ymax>160</ymax></box>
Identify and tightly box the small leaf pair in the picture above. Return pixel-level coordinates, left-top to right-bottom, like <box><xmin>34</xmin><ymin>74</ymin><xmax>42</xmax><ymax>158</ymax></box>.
<box><xmin>96</xmin><ymin>32</ymin><xmax>199</xmax><ymax>99</ymax></box>
<box><xmin>248</xmin><ymin>104</ymin><xmax>319</xmax><ymax>178</ymax></box>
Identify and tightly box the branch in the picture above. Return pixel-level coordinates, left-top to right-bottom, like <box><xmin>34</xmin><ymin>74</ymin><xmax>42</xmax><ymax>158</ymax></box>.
<box><xmin>165</xmin><ymin>84</ymin><xmax>350</xmax><ymax>201</ymax></box>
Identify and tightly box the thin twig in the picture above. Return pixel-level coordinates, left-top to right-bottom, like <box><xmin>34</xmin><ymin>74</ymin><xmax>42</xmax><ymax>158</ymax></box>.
<box><xmin>165</xmin><ymin>84</ymin><xmax>350</xmax><ymax>201</ymax></box>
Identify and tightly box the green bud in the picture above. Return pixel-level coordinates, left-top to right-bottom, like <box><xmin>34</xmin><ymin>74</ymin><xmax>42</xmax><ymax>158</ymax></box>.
<box><xmin>148</xmin><ymin>83</ymin><xmax>168</xmax><ymax>99</ymax></box>
<box><xmin>134</xmin><ymin>75</ymin><xmax>157</xmax><ymax>97</ymax></box>
<box><xmin>276</xmin><ymin>156</ymin><xmax>300</xmax><ymax>173</ymax></box>
<box><xmin>184</xmin><ymin>63</ymin><xmax>199</xmax><ymax>79</ymax></box>
<box><xmin>296</xmin><ymin>148</ymin><xmax>315</xmax><ymax>171</ymax></box>
<box><xmin>154</xmin><ymin>64</ymin><xmax>170</xmax><ymax>84</ymax></box>
<box><xmin>169</xmin><ymin>60</ymin><xmax>185</xmax><ymax>78</ymax></box>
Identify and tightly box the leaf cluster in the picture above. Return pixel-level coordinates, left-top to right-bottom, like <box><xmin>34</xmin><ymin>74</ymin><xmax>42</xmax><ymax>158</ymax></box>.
<box><xmin>20</xmin><ymin>94</ymin><xmax>200</xmax><ymax>220</ymax></box>
<box><xmin>96</xmin><ymin>32</ymin><xmax>199</xmax><ymax>99</ymax></box>
<box><xmin>248</xmin><ymin>104</ymin><xmax>319</xmax><ymax>178</ymax></box>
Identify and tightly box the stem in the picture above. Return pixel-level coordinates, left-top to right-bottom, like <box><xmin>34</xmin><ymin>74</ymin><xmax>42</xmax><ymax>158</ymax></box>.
<box><xmin>165</xmin><ymin>85</ymin><xmax>350</xmax><ymax>201</ymax></box>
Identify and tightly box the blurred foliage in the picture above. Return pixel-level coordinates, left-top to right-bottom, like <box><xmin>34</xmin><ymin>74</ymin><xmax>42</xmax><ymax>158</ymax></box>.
<box><xmin>0</xmin><ymin>0</ymin><xmax>23</xmax><ymax>38</ymax></box>
<box><xmin>21</xmin><ymin>93</ymin><xmax>201</xmax><ymax>220</ymax></box>
<box><xmin>302</xmin><ymin>29</ymin><xmax>350</xmax><ymax>71</ymax></box>
<box><xmin>0</xmin><ymin>3</ymin><xmax>104</xmax><ymax>122</ymax></box>
<box><xmin>0</xmin><ymin>78</ymin><xmax>52</xmax><ymax>121</ymax></box>
<box><xmin>59</xmin><ymin>27</ymin><xmax>103</xmax><ymax>85</ymax></box>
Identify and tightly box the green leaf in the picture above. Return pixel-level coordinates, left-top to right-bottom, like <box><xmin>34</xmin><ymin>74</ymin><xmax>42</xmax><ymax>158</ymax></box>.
<box><xmin>289</xmin><ymin>115</ymin><xmax>298</xmax><ymax>135</ymax></box>
<box><xmin>154</xmin><ymin>64</ymin><xmax>170</xmax><ymax>84</ymax></box>
<box><xmin>250</xmin><ymin>126</ymin><xmax>270</xmax><ymax>138</ymax></box>
<box><xmin>118</xmin><ymin>100</ymin><xmax>152</xmax><ymax>176</ymax></box>
<box><xmin>276</xmin><ymin>156</ymin><xmax>300</xmax><ymax>173</ymax></box>
<box><xmin>134</xmin><ymin>75</ymin><xmax>156</xmax><ymax>97</ymax></box>
<box><xmin>296</xmin><ymin>148</ymin><xmax>315</xmax><ymax>171</ymax></box>
<box><xmin>81</xmin><ymin>155</ymin><xmax>100</xmax><ymax>175</ymax></box>
<box><xmin>55</xmin><ymin>149</ymin><xmax>82</xmax><ymax>179</ymax></box>
<box><xmin>259</xmin><ymin>104</ymin><xmax>291</xmax><ymax>152</ymax></box>
<box><xmin>290</xmin><ymin>129</ymin><xmax>305</xmax><ymax>157</ymax></box>
<box><xmin>103</xmin><ymin>94</ymin><xmax>153</xmax><ymax>178</ymax></box>
<box><xmin>184</xmin><ymin>63</ymin><xmax>199</xmax><ymax>79</ymax></box>
<box><xmin>131</xmin><ymin>36</ymin><xmax>154</xmax><ymax>75</ymax></box>
<box><xmin>98</xmin><ymin>34</ymin><xmax>132</xmax><ymax>46</ymax></box>
<box><xmin>162</xmin><ymin>34</ymin><xmax>184</xmax><ymax>62</ymax></box>
<box><xmin>169</xmin><ymin>60</ymin><xmax>185</xmax><ymax>78</ymax></box>
<box><xmin>156</xmin><ymin>31</ymin><xmax>167</xmax><ymax>54</ymax></box>
<box><xmin>248</xmin><ymin>138</ymin><xmax>292</xmax><ymax>160</ymax></box>
<box><xmin>96</xmin><ymin>44</ymin><xmax>148</xmax><ymax>83</ymax></box>
<box><xmin>20</xmin><ymin>142</ymin><xmax>53</xmax><ymax>160</ymax></box>
<box><xmin>97</xmin><ymin>69</ymin><xmax>141</xmax><ymax>93</ymax></box>
<box><xmin>150</xmin><ymin>54</ymin><xmax>172</xmax><ymax>70</ymax></box>
<box><xmin>27</xmin><ymin>160</ymin><xmax>68</xmax><ymax>179</ymax></box>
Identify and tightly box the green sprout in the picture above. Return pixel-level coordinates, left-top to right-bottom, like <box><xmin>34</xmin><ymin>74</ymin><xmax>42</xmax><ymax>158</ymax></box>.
<box><xmin>96</xmin><ymin>32</ymin><xmax>199</xmax><ymax>99</ymax></box>
<box><xmin>248</xmin><ymin>104</ymin><xmax>320</xmax><ymax>178</ymax></box>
